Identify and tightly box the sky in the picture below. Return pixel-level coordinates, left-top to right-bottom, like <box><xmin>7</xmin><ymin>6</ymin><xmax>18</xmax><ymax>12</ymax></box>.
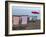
<box><xmin>12</xmin><ymin>6</ymin><xmax>41</xmax><ymax>19</ymax></box>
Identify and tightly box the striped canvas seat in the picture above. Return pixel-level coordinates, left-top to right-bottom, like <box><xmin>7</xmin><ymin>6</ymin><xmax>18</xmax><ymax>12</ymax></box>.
<box><xmin>12</xmin><ymin>16</ymin><xmax>20</xmax><ymax>26</ymax></box>
<box><xmin>21</xmin><ymin>16</ymin><xmax>28</xmax><ymax>25</ymax></box>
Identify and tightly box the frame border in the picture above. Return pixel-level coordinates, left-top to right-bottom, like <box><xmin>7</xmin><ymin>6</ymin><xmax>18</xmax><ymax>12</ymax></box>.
<box><xmin>5</xmin><ymin>1</ymin><xmax>45</xmax><ymax>36</ymax></box>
